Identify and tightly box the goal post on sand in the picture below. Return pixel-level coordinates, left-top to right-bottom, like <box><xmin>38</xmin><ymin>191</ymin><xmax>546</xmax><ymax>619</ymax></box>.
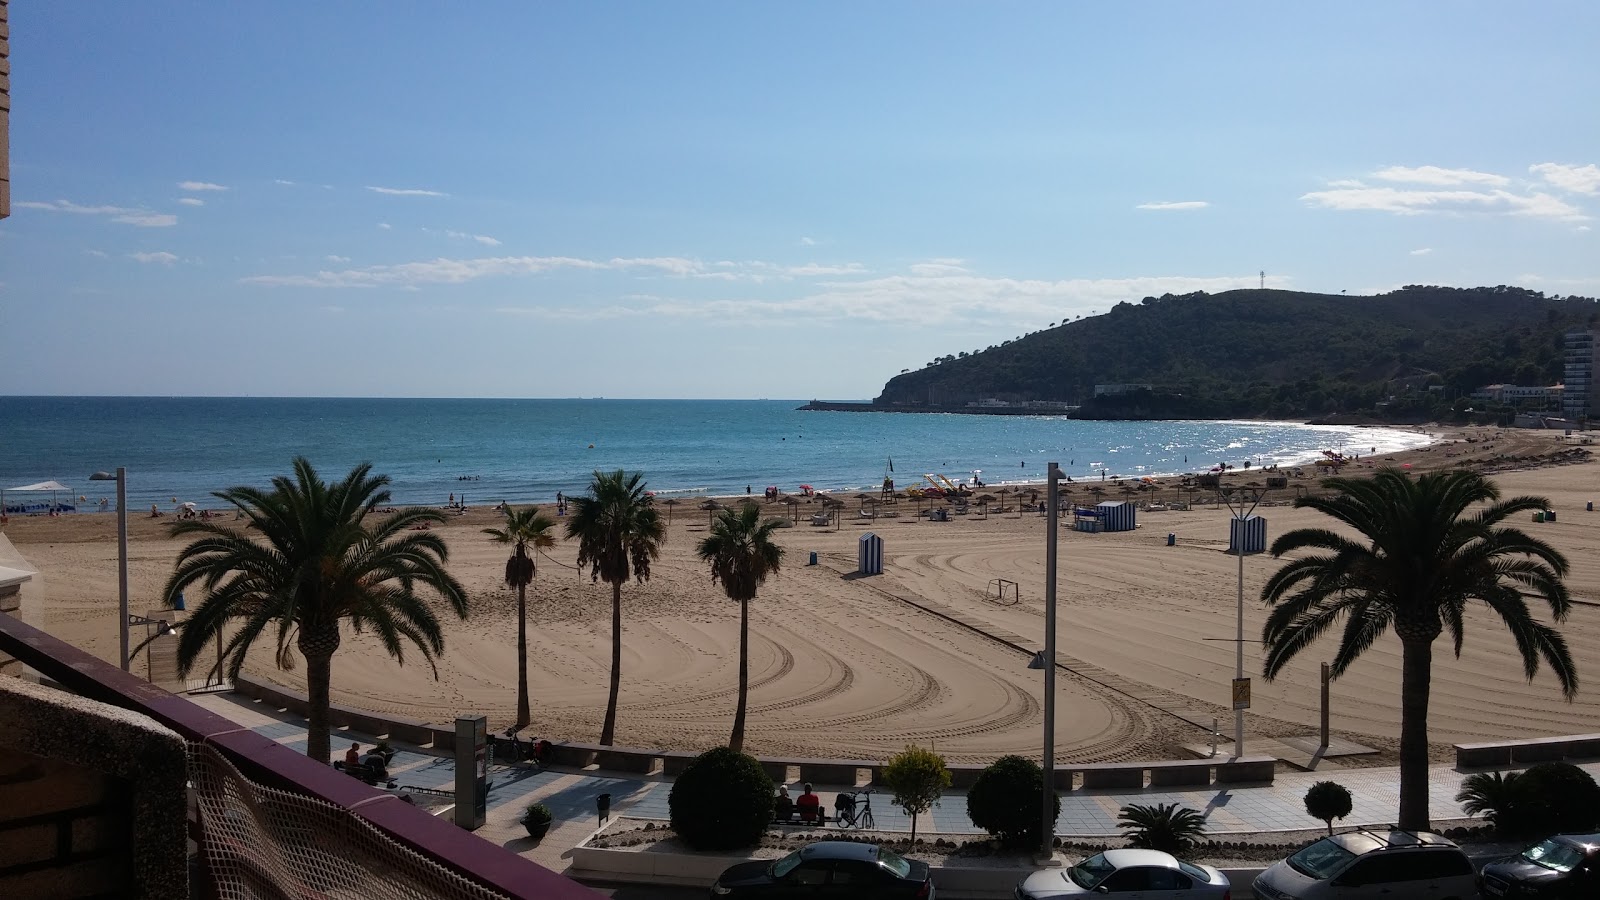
<box><xmin>986</xmin><ymin>578</ymin><xmax>1019</xmax><ymax>606</ymax></box>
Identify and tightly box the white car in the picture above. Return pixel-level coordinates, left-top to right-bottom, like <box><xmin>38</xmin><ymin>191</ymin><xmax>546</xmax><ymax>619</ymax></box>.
<box><xmin>1015</xmin><ymin>848</ymin><xmax>1232</xmax><ymax>898</ymax></box>
<box><xmin>1252</xmin><ymin>830</ymin><xmax>1477</xmax><ymax>900</ymax></box>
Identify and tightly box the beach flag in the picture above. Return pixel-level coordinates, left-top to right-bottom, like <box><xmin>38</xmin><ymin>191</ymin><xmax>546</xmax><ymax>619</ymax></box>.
<box><xmin>888</xmin><ymin>457</ymin><xmax>894</xmax><ymax>472</ymax></box>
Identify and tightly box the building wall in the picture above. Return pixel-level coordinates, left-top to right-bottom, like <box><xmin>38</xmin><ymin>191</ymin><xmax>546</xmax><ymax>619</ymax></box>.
<box><xmin>1563</xmin><ymin>331</ymin><xmax>1598</xmax><ymax>421</ymax></box>
<box><xmin>1</xmin><ymin>0</ymin><xmax>10</xmax><ymax>220</ymax></box>
<box><xmin>0</xmin><ymin>747</ymin><xmax>136</xmax><ymax>897</ymax></box>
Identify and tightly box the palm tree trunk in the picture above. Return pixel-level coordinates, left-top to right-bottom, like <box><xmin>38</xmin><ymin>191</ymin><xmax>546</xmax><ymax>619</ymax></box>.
<box><xmin>515</xmin><ymin>581</ymin><xmax>530</xmax><ymax>730</ymax></box>
<box><xmin>600</xmin><ymin>580</ymin><xmax>622</xmax><ymax>746</ymax></box>
<box><xmin>297</xmin><ymin>622</ymin><xmax>341</xmax><ymax>765</ymax></box>
<box><xmin>730</xmin><ymin>598</ymin><xmax>749</xmax><ymax>753</ymax></box>
<box><xmin>1398</xmin><ymin>636</ymin><xmax>1433</xmax><ymax>831</ymax></box>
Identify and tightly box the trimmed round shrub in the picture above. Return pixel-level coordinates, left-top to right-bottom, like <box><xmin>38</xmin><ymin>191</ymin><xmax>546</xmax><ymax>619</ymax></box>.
<box><xmin>966</xmin><ymin>755</ymin><xmax>1060</xmax><ymax>850</ymax></box>
<box><xmin>1507</xmin><ymin>762</ymin><xmax>1600</xmax><ymax>837</ymax></box>
<box><xmin>1304</xmin><ymin>781</ymin><xmax>1353</xmax><ymax>835</ymax></box>
<box><xmin>668</xmin><ymin>747</ymin><xmax>774</xmax><ymax>850</ymax></box>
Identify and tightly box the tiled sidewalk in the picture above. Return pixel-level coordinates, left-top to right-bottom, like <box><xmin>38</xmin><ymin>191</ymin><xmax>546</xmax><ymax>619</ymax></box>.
<box><xmin>190</xmin><ymin>693</ymin><xmax>1600</xmax><ymax>875</ymax></box>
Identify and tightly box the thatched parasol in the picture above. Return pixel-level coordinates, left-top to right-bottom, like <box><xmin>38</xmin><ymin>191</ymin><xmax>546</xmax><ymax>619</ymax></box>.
<box><xmin>785</xmin><ymin>494</ymin><xmax>802</xmax><ymax>523</ymax></box>
<box><xmin>699</xmin><ymin>498</ymin><xmax>722</xmax><ymax>526</ymax></box>
<box><xmin>975</xmin><ymin>493</ymin><xmax>997</xmax><ymax>519</ymax></box>
<box><xmin>662</xmin><ymin>497</ymin><xmax>680</xmax><ymax>524</ymax></box>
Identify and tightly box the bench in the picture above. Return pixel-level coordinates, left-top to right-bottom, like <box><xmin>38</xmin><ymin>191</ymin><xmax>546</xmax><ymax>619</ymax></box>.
<box><xmin>798</xmin><ymin>758</ymin><xmax>875</xmax><ymax>787</ymax></box>
<box><xmin>1213</xmin><ymin>755</ymin><xmax>1277</xmax><ymax>784</ymax></box>
<box><xmin>1146</xmin><ymin>760</ymin><xmax>1213</xmax><ymax>787</ymax></box>
<box><xmin>1455</xmin><ymin>733</ymin><xmax>1600</xmax><ymax>769</ymax></box>
<box><xmin>772</xmin><ymin>807</ymin><xmax>828</xmax><ymax>826</ymax></box>
<box><xmin>1078</xmin><ymin>763</ymin><xmax>1145</xmax><ymax>790</ymax></box>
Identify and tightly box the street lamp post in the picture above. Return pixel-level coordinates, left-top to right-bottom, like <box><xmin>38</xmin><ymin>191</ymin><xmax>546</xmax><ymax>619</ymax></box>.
<box><xmin>1041</xmin><ymin>461</ymin><xmax>1061</xmax><ymax>860</ymax></box>
<box><xmin>116</xmin><ymin>467</ymin><xmax>130</xmax><ymax>672</ymax></box>
<box><xmin>1218</xmin><ymin>483</ymin><xmax>1268</xmax><ymax>758</ymax></box>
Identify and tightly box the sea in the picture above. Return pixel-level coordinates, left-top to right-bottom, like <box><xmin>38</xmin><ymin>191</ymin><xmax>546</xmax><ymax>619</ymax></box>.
<box><xmin>0</xmin><ymin>397</ymin><xmax>1431</xmax><ymax>512</ymax></box>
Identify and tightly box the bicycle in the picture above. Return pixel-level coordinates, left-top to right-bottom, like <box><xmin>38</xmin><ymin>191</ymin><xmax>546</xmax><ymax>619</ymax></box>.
<box><xmin>833</xmin><ymin>789</ymin><xmax>875</xmax><ymax>830</ymax></box>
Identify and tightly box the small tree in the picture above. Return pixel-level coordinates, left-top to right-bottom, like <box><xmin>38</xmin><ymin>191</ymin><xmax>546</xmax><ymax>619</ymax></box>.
<box><xmin>1456</xmin><ymin>771</ymin><xmax>1521</xmax><ymax>835</ymax></box>
<box><xmin>1303</xmin><ymin>781</ymin><xmax>1353</xmax><ymax>835</ymax></box>
<box><xmin>1510</xmin><ymin>762</ymin><xmax>1600</xmax><ymax>837</ymax></box>
<box><xmin>668</xmin><ymin>747</ymin><xmax>773</xmax><ymax>851</ymax></box>
<box><xmin>882</xmin><ymin>745</ymin><xmax>952</xmax><ymax>844</ymax></box>
<box><xmin>967</xmin><ymin>755</ymin><xmax>1059</xmax><ymax>850</ymax></box>
<box><xmin>1117</xmin><ymin>803</ymin><xmax>1207</xmax><ymax>857</ymax></box>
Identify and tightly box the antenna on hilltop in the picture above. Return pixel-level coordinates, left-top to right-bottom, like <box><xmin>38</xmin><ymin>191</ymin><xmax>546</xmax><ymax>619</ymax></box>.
<box><xmin>1260</xmin><ymin>270</ymin><xmax>1265</xmax><ymax>290</ymax></box>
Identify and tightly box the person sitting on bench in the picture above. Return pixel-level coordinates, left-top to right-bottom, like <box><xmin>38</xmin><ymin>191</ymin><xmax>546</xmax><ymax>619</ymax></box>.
<box><xmin>361</xmin><ymin>747</ymin><xmax>390</xmax><ymax>781</ymax></box>
<box><xmin>344</xmin><ymin>742</ymin><xmax>362</xmax><ymax>767</ymax></box>
<box><xmin>796</xmin><ymin>783</ymin><xmax>821</xmax><ymax>823</ymax></box>
<box><xmin>774</xmin><ymin>785</ymin><xmax>794</xmax><ymax>822</ymax></box>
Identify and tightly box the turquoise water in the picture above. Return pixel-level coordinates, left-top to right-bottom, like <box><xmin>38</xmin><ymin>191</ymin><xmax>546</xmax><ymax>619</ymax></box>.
<box><xmin>0</xmin><ymin>397</ymin><xmax>1428</xmax><ymax>511</ymax></box>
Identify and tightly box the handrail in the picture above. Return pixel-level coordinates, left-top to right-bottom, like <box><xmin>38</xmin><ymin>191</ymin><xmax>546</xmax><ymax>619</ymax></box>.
<box><xmin>0</xmin><ymin>613</ymin><xmax>603</xmax><ymax>900</ymax></box>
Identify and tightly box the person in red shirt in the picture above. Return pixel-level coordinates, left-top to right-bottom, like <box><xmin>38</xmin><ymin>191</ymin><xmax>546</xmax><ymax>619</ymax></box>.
<box><xmin>796</xmin><ymin>783</ymin><xmax>821</xmax><ymax>823</ymax></box>
<box><xmin>344</xmin><ymin>742</ymin><xmax>361</xmax><ymax>766</ymax></box>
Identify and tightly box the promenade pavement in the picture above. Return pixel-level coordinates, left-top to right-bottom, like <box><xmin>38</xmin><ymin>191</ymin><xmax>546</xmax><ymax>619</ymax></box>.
<box><xmin>191</xmin><ymin>692</ymin><xmax>1597</xmax><ymax>878</ymax></box>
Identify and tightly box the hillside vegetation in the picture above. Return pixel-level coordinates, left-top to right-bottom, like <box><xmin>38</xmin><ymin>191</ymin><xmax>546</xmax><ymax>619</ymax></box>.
<box><xmin>873</xmin><ymin>286</ymin><xmax>1600</xmax><ymax>421</ymax></box>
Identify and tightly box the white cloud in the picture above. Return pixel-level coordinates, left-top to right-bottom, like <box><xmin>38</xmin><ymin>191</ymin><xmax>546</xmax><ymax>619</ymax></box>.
<box><xmin>274</xmin><ymin>179</ymin><xmax>297</xmax><ymax>186</ymax></box>
<box><xmin>325</xmin><ymin>255</ymin><xmax>351</xmax><ymax>263</ymax></box>
<box><xmin>445</xmin><ymin>230</ymin><xmax>502</xmax><ymax>247</ymax></box>
<box><xmin>1530</xmin><ymin>163</ymin><xmax>1600</xmax><ymax>195</ymax></box>
<box><xmin>1325</xmin><ymin>179</ymin><xmax>1367</xmax><ymax>189</ymax></box>
<box><xmin>908</xmin><ymin>259</ymin><xmax>971</xmax><ymax>277</ymax></box>
<box><xmin>377</xmin><ymin>222</ymin><xmax>392</xmax><ymax>230</ymax></box>
<box><xmin>240</xmin><ymin>254</ymin><xmax>871</xmax><ymax>289</ymax></box>
<box><xmin>1372</xmin><ymin>165</ymin><xmax>1510</xmax><ymax>187</ymax></box>
<box><xmin>1301</xmin><ymin>186</ymin><xmax>1586</xmax><ymax>221</ymax></box>
<box><xmin>1136</xmin><ymin>201</ymin><xmax>1209</xmax><ymax>210</ymax></box>
<box><xmin>1410</xmin><ymin>248</ymin><xmax>1433</xmax><ymax>256</ymax></box>
<box><xmin>85</xmin><ymin>249</ymin><xmax>109</xmax><ymax>258</ymax></box>
<box><xmin>367</xmin><ymin>186</ymin><xmax>448</xmax><ymax>197</ymax></box>
<box><xmin>129</xmin><ymin>251</ymin><xmax>179</xmax><ymax>265</ymax></box>
<box><xmin>17</xmin><ymin>199</ymin><xmax>177</xmax><ymax>227</ymax></box>
<box><xmin>799</xmin><ymin>236</ymin><xmax>817</xmax><ymax>246</ymax></box>
<box><xmin>1579</xmin><ymin>225</ymin><xmax>1593</xmax><ymax>233</ymax></box>
<box><xmin>177</xmin><ymin>198</ymin><xmax>205</xmax><ymax>207</ymax></box>
<box><xmin>178</xmin><ymin>181</ymin><xmax>228</xmax><ymax>192</ymax></box>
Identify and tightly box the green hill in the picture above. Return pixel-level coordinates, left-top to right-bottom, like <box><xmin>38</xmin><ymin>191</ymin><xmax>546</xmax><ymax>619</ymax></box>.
<box><xmin>871</xmin><ymin>286</ymin><xmax>1600</xmax><ymax>422</ymax></box>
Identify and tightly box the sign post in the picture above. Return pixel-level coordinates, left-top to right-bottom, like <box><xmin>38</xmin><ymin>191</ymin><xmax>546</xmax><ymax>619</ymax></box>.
<box><xmin>454</xmin><ymin>716</ymin><xmax>488</xmax><ymax>830</ymax></box>
<box><xmin>1231</xmin><ymin>677</ymin><xmax>1252</xmax><ymax>712</ymax></box>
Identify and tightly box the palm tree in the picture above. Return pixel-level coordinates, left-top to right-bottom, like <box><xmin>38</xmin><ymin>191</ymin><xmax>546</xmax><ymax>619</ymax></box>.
<box><xmin>164</xmin><ymin>458</ymin><xmax>468</xmax><ymax>764</ymax></box>
<box><xmin>565</xmin><ymin>470</ymin><xmax>665</xmax><ymax>746</ymax></box>
<box><xmin>484</xmin><ymin>506</ymin><xmax>557</xmax><ymax>730</ymax></box>
<box><xmin>696</xmin><ymin>504</ymin><xmax>785</xmax><ymax>753</ymax></box>
<box><xmin>1261</xmin><ymin>468</ymin><xmax>1576</xmax><ymax>831</ymax></box>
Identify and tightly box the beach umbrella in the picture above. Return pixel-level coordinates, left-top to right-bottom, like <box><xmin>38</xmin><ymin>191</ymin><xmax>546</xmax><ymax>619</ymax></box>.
<box><xmin>854</xmin><ymin>492</ymin><xmax>873</xmax><ymax>509</ymax></box>
<box><xmin>785</xmin><ymin>495</ymin><xmax>802</xmax><ymax>524</ymax></box>
<box><xmin>699</xmin><ymin>498</ymin><xmax>722</xmax><ymax>526</ymax></box>
<box><xmin>975</xmin><ymin>493</ymin><xmax>997</xmax><ymax>520</ymax></box>
<box><xmin>662</xmin><ymin>497</ymin><xmax>679</xmax><ymax>524</ymax></box>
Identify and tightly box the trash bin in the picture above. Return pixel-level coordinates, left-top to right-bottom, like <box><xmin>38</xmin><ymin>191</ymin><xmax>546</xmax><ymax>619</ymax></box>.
<box><xmin>1167</xmin><ymin>533</ymin><xmax>1176</xmax><ymax>546</ymax></box>
<box><xmin>1588</xmin><ymin>501</ymin><xmax>1593</xmax><ymax>512</ymax></box>
<box><xmin>1534</xmin><ymin>511</ymin><xmax>1546</xmax><ymax>523</ymax></box>
<box><xmin>1545</xmin><ymin>510</ymin><xmax>1556</xmax><ymax>522</ymax></box>
<box><xmin>597</xmin><ymin>792</ymin><xmax>611</xmax><ymax>825</ymax></box>
<box><xmin>808</xmin><ymin>551</ymin><xmax>818</xmax><ymax>566</ymax></box>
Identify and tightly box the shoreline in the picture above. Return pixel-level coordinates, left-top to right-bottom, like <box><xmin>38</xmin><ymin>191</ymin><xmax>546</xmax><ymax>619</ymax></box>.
<box><xmin>6</xmin><ymin>424</ymin><xmax>1598</xmax><ymax>764</ymax></box>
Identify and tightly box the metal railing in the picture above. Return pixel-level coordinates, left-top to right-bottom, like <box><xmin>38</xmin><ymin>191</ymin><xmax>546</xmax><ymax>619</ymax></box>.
<box><xmin>0</xmin><ymin>613</ymin><xmax>603</xmax><ymax>900</ymax></box>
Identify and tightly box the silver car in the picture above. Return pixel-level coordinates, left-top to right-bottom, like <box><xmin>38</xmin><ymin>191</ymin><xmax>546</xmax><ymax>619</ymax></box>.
<box><xmin>1253</xmin><ymin>830</ymin><xmax>1477</xmax><ymax>900</ymax></box>
<box><xmin>1015</xmin><ymin>848</ymin><xmax>1231</xmax><ymax>898</ymax></box>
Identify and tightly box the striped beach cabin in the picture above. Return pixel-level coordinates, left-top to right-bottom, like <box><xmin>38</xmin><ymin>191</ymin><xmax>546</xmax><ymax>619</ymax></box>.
<box><xmin>858</xmin><ymin>532</ymin><xmax>884</xmax><ymax>575</ymax></box>
<box><xmin>1229</xmin><ymin>514</ymin><xmax>1267</xmax><ymax>555</ymax></box>
<box><xmin>1095</xmin><ymin>500</ymin><xmax>1136</xmax><ymax>532</ymax></box>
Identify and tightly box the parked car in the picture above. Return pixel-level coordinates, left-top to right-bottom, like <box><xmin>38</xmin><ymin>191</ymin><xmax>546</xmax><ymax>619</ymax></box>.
<box><xmin>710</xmin><ymin>840</ymin><xmax>933</xmax><ymax>898</ymax></box>
<box><xmin>1479</xmin><ymin>831</ymin><xmax>1600</xmax><ymax>898</ymax></box>
<box><xmin>1253</xmin><ymin>830</ymin><xmax>1477</xmax><ymax>900</ymax></box>
<box><xmin>1014</xmin><ymin>848</ymin><xmax>1231</xmax><ymax>898</ymax></box>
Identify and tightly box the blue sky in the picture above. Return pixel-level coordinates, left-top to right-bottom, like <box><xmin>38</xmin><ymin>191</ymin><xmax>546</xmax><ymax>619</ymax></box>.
<box><xmin>3</xmin><ymin>2</ymin><xmax>1597</xmax><ymax>399</ymax></box>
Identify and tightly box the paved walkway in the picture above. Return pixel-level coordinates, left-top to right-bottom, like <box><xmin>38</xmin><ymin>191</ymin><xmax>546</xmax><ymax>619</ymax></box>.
<box><xmin>190</xmin><ymin>693</ymin><xmax>1598</xmax><ymax>876</ymax></box>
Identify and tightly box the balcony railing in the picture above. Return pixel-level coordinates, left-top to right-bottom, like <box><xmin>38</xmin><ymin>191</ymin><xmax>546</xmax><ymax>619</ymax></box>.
<box><xmin>0</xmin><ymin>613</ymin><xmax>604</xmax><ymax>900</ymax></box>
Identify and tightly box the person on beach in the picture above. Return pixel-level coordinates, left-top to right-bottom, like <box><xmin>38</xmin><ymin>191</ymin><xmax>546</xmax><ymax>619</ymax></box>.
<box><xmin>775</xmin><ymin>785</ymin><xmax>794</xmax><ymax>820</ymax></box>
<box><xmin>345</xmin><ymin>742</ymin><xmax>361</xmax><ymax>766</ymax></box>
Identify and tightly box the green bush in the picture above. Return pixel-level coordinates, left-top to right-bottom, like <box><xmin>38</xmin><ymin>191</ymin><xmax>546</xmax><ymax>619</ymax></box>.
<box><xmin>1303</xmin><ymin>781</ymin><xmax>1353</xmax><ymax>835</ymax></box>
<box><xmin>1118</xmin><ymin>803</ymin><xmax>1206</xmax><ymax>857</ymax></box>
<box><xmin>966</xmin><ymin>755</ymin><xmax>1059</xmax><ymax>850</ymax></box>
<box><xmin>1456</xmin><ymin>771</ymin><xmax>1520</xmax><ymax>834</ymax></box>
<box><xmin>523</xmin><ymin>802</ymin><xmax>552</xmax><ymax>825</ymax></box>
<box><xmin>1509</xmin><ymin>763</ymin><xmax>1600</xmax><ymax>837</ymax></box>
<box><xmin>668</xmin><ymin>747</ymin><xmax>774</xmax><ymax>850</ymax></box>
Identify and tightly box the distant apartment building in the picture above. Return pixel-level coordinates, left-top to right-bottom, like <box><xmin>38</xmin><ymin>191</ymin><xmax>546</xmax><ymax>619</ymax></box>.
<box><xmin>1470</xmin><ymin>383</ymin><xmax>1564</xmax><ymax>409</ymax></box>
<box><xmin>1564</xmin><ymin>331</ymin><xmax>1600</xmax><ymax>421</ymax></box>
<box><xmin>1094</xmin><ymin>383</ymin><xmax>1154</xmax><ymax>396</ymax></box>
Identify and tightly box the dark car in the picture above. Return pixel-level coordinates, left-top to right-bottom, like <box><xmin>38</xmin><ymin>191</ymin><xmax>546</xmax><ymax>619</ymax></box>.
<box><xmin>1480</xmin><ymin>832</ymin><xmax>1600</xmax><ymax>898</ymax></box>
<box><xmin>710</xmin><ymin>840</ymin><xmax>934</xmax><ymax>898</ymax></box>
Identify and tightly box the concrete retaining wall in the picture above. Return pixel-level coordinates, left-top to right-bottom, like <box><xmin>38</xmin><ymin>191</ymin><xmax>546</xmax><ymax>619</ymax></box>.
<box><xmin>1455</xmin><ymin>733</ymin><xmax>1600</xmax><ymax>769</ymax></box>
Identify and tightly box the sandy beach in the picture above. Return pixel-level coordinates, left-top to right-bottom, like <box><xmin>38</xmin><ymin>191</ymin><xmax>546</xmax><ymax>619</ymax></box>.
<box><xmin>6</xmin><ymin>425</ymin><xmax>1600</xmax><ymax>765</ymax></box>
